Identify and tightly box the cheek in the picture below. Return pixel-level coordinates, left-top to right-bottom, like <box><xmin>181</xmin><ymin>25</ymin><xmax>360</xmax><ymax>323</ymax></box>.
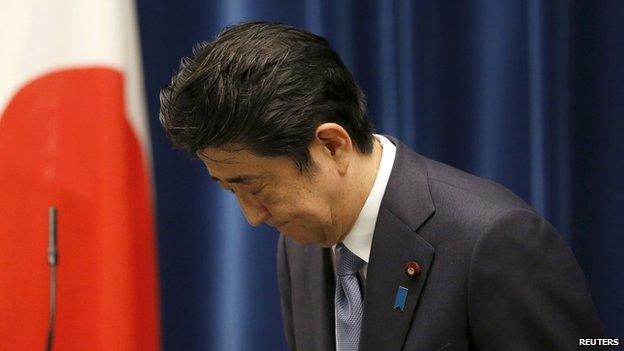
<box><xmin>268</xmin><ymin>192</ymin><xmax>328</xmax><ymax>221</ymax></box>
<box><xmin>265</xmin><ymin>174</ymin><xmax>335</xmax><ymax>222</ymax></box>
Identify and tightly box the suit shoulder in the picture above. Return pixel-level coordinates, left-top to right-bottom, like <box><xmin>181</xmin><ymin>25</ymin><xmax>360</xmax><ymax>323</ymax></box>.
<box><xmin>415</xmin><ymin>155</ymin><xmax>542</xmax><ymax>249</ymax></box>
<box><xmin>423</xmin><ymin>156</ymin><xmax>532</xmax><ymax>213</ymax></box>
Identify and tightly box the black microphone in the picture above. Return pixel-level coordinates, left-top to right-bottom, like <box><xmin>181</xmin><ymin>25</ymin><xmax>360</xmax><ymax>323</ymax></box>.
<box><xmin>46</xmin><ymin>206</ymin><xmax>58</xmax><ymax>351</ymax></box>
<box><xmin>48</xmin><ymin>207</ymin><xmax>58</xmax><ymax>266</ymax></box>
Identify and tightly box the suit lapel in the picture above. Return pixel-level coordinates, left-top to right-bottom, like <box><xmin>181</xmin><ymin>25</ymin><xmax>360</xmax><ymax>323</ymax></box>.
<box><xmin>359</xmin><ymin>138</ymin><xmax>436</xmax><ymax>351</ymax></box>
<box><xmin>359</xmin><ymin>209</ymin><xmax>434</xmax><ymax>351</ymax></box>
<box><xmin>305</xmin><ymin>245</ymin><xmax>336</xmax><ymax>350</ymax></box>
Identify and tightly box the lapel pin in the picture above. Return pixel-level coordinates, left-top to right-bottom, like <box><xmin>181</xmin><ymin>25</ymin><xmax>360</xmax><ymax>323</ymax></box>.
<box><xmin>393</xmin><ymin>286</ymin><xmax>409</xmax><ymax>312</ymax></box>
<box><xmin>405</xmin><ymin>261</ymin><xmax>421</xmax><ymax>278</ymax></box>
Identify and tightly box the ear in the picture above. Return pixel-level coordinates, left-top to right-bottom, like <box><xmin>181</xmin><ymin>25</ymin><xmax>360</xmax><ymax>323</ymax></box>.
<box><xmin>314</xmin><ymin>123</ymin><xmax>353</xmax><ymax>174</ymax></box>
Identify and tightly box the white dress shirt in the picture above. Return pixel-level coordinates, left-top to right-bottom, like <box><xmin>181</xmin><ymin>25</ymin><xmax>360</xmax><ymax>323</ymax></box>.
<box><xmin>332</xmin><ymin>134</ymin><xmax>397</xmax><ymax>283</ymax></box>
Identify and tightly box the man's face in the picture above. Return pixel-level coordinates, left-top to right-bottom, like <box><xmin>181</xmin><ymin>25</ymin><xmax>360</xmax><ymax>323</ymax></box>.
<box><xmin>198</xmin><ymin>142</ymin><xmax>346</xmax><ymax>247</ymax></box>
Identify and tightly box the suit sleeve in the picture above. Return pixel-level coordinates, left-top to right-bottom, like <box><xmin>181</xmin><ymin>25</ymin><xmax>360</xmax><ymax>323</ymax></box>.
<box><xmin>467</xmin><ymin>208</ymin><xmax>604</xmax><ymax>350</ymax></box>
<box><xmin>277</xmin><ymin>234</ymin><xmax>296</xmax><ymax>350</ymax></box>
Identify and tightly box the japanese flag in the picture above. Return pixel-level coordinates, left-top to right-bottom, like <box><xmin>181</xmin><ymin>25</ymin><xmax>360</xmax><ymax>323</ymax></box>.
<box><xmin>0</xmin><ymin>1</ymin><xmax>160</xmax><ymax>350</ymax></box>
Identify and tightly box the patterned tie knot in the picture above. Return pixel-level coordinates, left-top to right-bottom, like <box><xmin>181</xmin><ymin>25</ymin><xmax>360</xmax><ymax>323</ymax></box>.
<box><xmin>336</xmin><ymin>243</ymin><xmax>365</xmax><ymax>276</ymax></box>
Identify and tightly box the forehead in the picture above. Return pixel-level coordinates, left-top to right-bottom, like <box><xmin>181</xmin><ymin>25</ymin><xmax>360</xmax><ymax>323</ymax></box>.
<box><xmin>197</xmin><ymin>146</ymin><xmax>290</xmax><ymax>180</ymax></box>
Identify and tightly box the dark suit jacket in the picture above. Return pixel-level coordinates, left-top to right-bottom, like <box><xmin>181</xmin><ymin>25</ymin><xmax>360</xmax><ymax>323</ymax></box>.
<box><xmin>277</xmin><ymin>137</ymin><xmax>603</xmax><ymax>350</ymax></box>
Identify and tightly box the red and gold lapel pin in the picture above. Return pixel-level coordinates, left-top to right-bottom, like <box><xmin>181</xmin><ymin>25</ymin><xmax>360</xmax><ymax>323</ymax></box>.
<box><xmin>404</xmin><ymin>261</ymin><xmax>420</xmax><ymax>278</ymax></box>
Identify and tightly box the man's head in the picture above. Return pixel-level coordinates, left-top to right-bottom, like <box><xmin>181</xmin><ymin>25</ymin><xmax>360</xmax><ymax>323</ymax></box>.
<box><xmin>160</xmin><ymin>22</ymin><xmax>378</xmax><ymax>246</ymax></box>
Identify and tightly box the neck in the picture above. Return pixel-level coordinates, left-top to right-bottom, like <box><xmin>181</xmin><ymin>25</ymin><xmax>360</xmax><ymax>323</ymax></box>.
<box><xmin>337</xmin><ymin>137</ymin><xmax>383</xmax><ymax>242</ymax></box>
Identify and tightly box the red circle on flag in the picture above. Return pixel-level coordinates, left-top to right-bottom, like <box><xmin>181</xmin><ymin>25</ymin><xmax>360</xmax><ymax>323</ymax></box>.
<box><xmin>0</xmin><ymin>68</ymin><xmax>159</xmax><ymax>350</ymax></box>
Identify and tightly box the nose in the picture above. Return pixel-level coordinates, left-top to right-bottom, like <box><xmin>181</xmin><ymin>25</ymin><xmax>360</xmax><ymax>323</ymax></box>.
<box><xmin>236</xmin><ymin>192</ymin><xmax>269</xmax><ymax>227</ymax></box>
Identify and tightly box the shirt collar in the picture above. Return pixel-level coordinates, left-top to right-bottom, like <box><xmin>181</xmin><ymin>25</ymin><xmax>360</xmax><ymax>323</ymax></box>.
<box><xmin>339</xmin><ymin>134</ymin><xmax>396</xmax><ymax>263</ymax></box>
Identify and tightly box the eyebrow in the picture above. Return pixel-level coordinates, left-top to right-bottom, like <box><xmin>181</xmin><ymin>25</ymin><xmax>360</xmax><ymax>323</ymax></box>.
<box><xmin>210</xmin><ymin>174</ymin><xmax>263</xmax><ymax>184</ymax></box>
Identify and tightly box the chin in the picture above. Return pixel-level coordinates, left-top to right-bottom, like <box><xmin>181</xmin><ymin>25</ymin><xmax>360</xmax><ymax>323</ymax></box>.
<box><xmin>280</xmin><ymin>227</ymin><xmax>333</xmax><ymax>247</ymax></box>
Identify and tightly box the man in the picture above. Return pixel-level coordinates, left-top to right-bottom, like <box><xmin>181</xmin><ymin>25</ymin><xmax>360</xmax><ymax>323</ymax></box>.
<box><xmin>159</xmin><ymin>22</ymin><xmax>603</xmax><ymax>350</ymax></box>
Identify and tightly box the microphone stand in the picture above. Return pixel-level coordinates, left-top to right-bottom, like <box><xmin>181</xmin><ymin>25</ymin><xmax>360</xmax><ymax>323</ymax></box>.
<box><xmin>46</xmin><ymin>207</ymin><xmax>58</xmax><ymax>351</ymax></box>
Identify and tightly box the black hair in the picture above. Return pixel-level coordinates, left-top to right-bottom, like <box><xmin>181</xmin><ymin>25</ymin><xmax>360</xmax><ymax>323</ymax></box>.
<box><xmin>159</xmin><ymin>21</ymin><xmax>374</xmax><ymax>171</ymax></box>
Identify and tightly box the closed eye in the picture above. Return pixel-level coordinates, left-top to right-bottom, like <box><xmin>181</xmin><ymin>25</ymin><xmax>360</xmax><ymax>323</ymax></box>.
<box><xmin>251</xmin><ymin>187</ymin><xmax>263</xmax><ymax>196</ymax></box>
<box><xmin>251</xmin><ymin>183</ymin><xmax>268</xmax><ymax>196</ymax></box>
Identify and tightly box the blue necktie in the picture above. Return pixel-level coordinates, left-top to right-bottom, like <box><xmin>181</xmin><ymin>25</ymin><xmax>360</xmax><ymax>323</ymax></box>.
<box><xmin>335</xmin><ymin>243</ymin><xmax>365</xmax><ymax>351</ymax></box>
